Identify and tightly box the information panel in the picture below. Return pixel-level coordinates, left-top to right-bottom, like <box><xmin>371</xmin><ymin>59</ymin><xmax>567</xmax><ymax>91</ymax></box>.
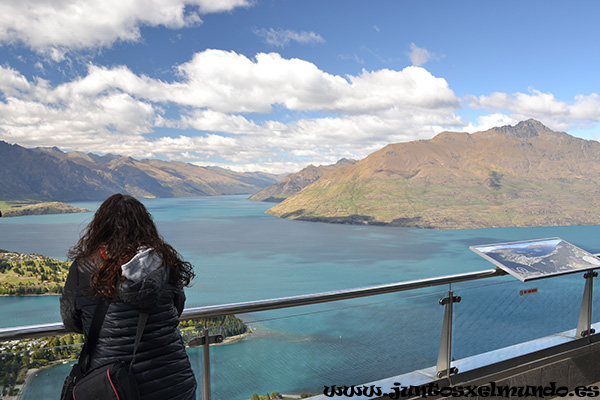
<box><xmin>470</xmin><ymin>237</ymin><xmax>600</xmax><ymax>282</ymax></box>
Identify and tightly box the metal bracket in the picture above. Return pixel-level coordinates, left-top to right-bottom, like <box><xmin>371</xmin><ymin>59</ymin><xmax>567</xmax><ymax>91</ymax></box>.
<box><xmin>187</xmin><ymin>334</ymin><xmax>224</xmax><ymax>347</ymax></box>
<box><xmin>436</xmin><ymin>367</ymin><xmax>459</xmax><ymax>378</ymax></box>
<box><xmin>439</xmin><ymin>295</ymin><xmax>461</xmax><ymax>306</ymax></box>
<box><xmin>576</xmin><ymin>271</ymin><xmax>597</xmax><ymax>338</ymax></box>
<box><xmin>436</xmin><ymin>288</ymin><xmax>461</xmax><ymax>380</ymax></box>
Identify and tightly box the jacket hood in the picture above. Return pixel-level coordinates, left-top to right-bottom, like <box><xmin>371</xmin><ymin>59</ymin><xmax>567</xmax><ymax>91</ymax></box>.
<box><xmin>118</xmin><ymin>248</ymin><xmax>168</xmax><ymax>310</ymax></box>
<box><xmin>121</xmin><ymin>247</ymin><xmax>163</xmax><ymax>282</ymax></box>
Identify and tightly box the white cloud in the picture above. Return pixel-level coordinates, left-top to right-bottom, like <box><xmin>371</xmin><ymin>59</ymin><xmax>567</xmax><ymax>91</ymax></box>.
<box><xmin>0</xmin><ymin>50</ymin><xmax>467</xmax><ymax>173</ymax></box>
<box><xmin>408</xmin><ymin>43</ymin><xmax>434</xmax><ymax>66</ymax></box>
<box><xmin>195</xmin><ymin>0</ymin><xmax>254</xmax><ymax>14</ymax></box>
<box><xmin>461</xmin><ymin>113</ymin><xmax>520</xmax><ymax>133</ymax></box>
<box><xmin>571</xmin><ymin>93</ymin><xmax>600</xmax><ymax>119</ymax></box>
<box><xmin>0</xmin><ymin>65</ymin><xmax>158</xmax><ymax>153</ymax></box>
<box><xmin>0</xmin><ymin>66</ymin><xmax>32</xmax><ymax>96</ymax></box>
<box><xmin>168</xmin><ymin>49</ymin><xmax>458</xmax><ymax>122</ymax></box>
<box><xmin>253</xmin><ymin>28</ymin><xmax>325</xmax><ymax>48</ymax></box>
<box><xmin>177</xmin><ymin>110</ymin><xmax>261</xmax><ymax>134</ymax></box>
<box><xmin>169</xmin><ymin>50</ymin><xmax>459</xmax><ymax>114</ymax></box>
<box><xmin>0</xmin><ymin>0</ymin><xmax>252</xmax><ymax>53</ymax></box>
<box><xmin>467</xmin><ymin>88</ymin><xmax>600</xmax><ymax>132</ymax></box>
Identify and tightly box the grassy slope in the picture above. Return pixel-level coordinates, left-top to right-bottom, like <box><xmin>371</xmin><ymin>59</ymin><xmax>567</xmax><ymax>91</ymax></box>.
<box><xmin>0</xmin><ymin>251</ymin><xmax>70</xmax><ymax>295</ymax></box>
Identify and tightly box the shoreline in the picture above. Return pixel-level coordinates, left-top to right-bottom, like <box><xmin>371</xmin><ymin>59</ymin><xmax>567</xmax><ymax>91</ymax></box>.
<box><xmin>5</xmin><ymin>359</ymin><xmax>72</xmax><ymax>400</ymax></box>
<box><xmin>220</xmin><ymin>319</ymin><xmax>256</xmax><ymax>345</ymax></box>
<box><xmin>0</xmin><ymin>293</ymin><xmax>61</xmax><ymax>297</ymax></box>
<box><xmin>186</xmin><ymin>328</ymin><xmax>253</xmax><ymax>348</ymax></box>
<box><xmin>217</xmin><ymin>329</ymin><xmax>252</xmax><ymax>345</ymax></box>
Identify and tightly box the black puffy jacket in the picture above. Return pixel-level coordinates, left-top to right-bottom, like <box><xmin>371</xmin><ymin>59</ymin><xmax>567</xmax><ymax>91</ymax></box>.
<box><xmin>60</xmin><ymin>249</ymin><xmax>197</xmax><ymax>400</ymax></box>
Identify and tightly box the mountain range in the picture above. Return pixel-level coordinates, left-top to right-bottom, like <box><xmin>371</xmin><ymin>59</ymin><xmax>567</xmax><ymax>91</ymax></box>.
<box><xmin>265</xmin><ymin>120</ymin><xmax>600</xmax><ymax>229</ymax></box>
<box><xmin>4</xmin><ymin>119</ymin><xmax>600</xmax><ymax>229</ymax></box>
<box><xmin>0</xmin><ymin>141</ymin><xmax>278</xmax><ymax>202</ymax></box>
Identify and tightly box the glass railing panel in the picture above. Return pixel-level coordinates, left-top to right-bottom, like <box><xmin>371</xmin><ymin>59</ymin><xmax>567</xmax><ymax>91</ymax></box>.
<box><xmin>452</xmin><ymin>272</ymin><xmax>589</xmax><ymax>363</ymax></box>
<box><xmin>5</xmin><ymin>270</ymin><xmax>599</xmax><ymax>400</ymax></box>
<box><xmin>199</xmin><ymin>288</ymin><xmax>447</xmax><ymax>399</ymax></box>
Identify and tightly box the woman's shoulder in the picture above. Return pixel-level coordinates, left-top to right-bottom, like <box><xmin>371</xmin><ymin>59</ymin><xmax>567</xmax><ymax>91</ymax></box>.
<box><xmin>75</xmin><ymin>253</ymin><xmax>102</xmax><ymax>275</ymax></box>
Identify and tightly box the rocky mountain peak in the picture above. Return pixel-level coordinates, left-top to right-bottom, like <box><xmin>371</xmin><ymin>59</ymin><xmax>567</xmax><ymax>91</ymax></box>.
<box><xmin>492</xmin><ymin>119</ymin><xmax>556</xmax><ymax>138</ymax></box>
<box><xmin>335</xmin><ymin>158</ymin><xmax>357</xmax><ymax>166</ymax></box>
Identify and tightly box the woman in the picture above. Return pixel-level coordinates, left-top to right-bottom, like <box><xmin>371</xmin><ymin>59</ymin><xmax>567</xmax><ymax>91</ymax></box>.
<box><xmin>60</xmin><ymin>194</ymin><xmax>197</xmax><ymax>399</ymax></box>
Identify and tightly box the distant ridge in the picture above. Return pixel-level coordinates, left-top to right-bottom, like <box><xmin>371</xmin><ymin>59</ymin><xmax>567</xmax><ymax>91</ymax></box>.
<box><xmin>248</xmin><ymin>158</ymin><xmax>356</xmax><ymax>202</ymax></box>
<box><xmin>266</xmin><ymin>120</ymin><xmax>600</xmax><ymax>229</ymax></box>
<box><xmin>0</xmin><ymin>141</ymin><xmax>278</xmax><ymax>202</ymax></box>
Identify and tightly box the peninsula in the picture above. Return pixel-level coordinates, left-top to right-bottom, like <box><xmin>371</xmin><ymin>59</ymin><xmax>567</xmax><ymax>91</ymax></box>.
<box><xmin>0</xmin><ymin>201</ymin><xmax>91</xmax><ymax>218</ymax></box>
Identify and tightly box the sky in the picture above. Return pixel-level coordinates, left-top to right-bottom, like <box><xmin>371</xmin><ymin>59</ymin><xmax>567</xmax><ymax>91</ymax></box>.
<box><xmin>0</xmin><ymin>0</ymin><xmax>599</xmax><ymax>174</ymax></box>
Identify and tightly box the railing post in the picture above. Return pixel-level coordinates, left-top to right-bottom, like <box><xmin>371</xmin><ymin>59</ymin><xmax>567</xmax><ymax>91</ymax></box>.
<box><xmin>191</xmin><ymin>325</ymin><xmax>223</xmax><ymax>400</ymax></box>
<box><xmin>576</xmin><ymin>271</ymin><xmax>597</xmax><ymax>338</ymax></box>
<box><xmin>436</xmin><ymin>285</ymin><xmax>460</xmax><ymax>380</ymax></box>
<box><xmin>202</xmin><ymin>326</ymin><xmax>211</xmax><ymax>400</ymax></box>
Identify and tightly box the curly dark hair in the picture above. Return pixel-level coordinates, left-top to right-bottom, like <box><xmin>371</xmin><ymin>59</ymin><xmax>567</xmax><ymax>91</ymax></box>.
<box><xmin>69</xmin><ymin>193</ymin><xmax>195</xmax><ymax>298</ymax></box>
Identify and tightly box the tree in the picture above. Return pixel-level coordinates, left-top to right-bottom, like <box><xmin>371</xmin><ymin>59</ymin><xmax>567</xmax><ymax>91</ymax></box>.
<box><xmin>0</xmin><ymin>260</ymin><xmax>9</xmax><ymax>273</ymax></box>
<box><xmin>16</xmin><ymin>370</ymin><xmax>26</xmax><ymax>384</ymax></box>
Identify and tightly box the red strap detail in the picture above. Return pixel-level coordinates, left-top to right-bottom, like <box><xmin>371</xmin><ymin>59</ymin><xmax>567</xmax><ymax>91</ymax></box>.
<box><xmin>106</xmin><ymin>369</ymin><xmax>120</xmax><ymax>400</ymax></box>
<box><xmin>100</xmin><ymin>248</ymin><xmax>107</xmax><ymax>260</ymax></box>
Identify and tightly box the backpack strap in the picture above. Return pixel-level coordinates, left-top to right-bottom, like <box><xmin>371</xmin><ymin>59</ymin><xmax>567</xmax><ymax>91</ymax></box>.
<box><xmin>79</xmin><ymin>299</ymin><xmax>110</xmax><ymax>373</ymax></box>
<box><xmin>130</xmin><ymin>312</ymin><xmax>148</xmax><ymax>367</ymax></box>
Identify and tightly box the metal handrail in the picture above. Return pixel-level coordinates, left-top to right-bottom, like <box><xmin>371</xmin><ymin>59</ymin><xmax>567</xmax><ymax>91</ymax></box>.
<box><xmin>0</xmin><ymin>267</ymin><xmax>505</xmax><ymax>341</ymax></box>
<box><xmin>181</xmin><ymin>267</ymin><xmax>505</xmax><ymax>319</ymax></box>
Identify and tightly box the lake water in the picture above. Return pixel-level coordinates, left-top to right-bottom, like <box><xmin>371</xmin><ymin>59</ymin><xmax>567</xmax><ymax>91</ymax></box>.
<box><xmin>1</xmin><ymin>195</ymin><xmax>600</xmax><ymax>399</ymax></box>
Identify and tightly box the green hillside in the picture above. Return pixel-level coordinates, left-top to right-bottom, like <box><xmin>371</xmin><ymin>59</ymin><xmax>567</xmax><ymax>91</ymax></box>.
<box><xmin>267</xmin><ymin>120</ymin><xmax>600</xmax><ymax>229</ymax></box>
<box><xmin>0</xmin><ymin>251</ymin><xmax>70</xmax><ymax>295</ymax></box>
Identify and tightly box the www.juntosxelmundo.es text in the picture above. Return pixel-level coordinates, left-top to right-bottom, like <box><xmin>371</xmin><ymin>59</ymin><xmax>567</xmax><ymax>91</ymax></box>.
<box><xmin>323</xmin><ymin>382</ymin><xmax>600</xmax><ymax>398</ymax></box>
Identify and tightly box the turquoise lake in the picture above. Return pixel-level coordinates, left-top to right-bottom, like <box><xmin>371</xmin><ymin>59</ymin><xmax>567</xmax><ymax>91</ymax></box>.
<box><xmin>1</xmin><ymin>195</ymin><xmax>599</xmax><ymax>399</ymax></box>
